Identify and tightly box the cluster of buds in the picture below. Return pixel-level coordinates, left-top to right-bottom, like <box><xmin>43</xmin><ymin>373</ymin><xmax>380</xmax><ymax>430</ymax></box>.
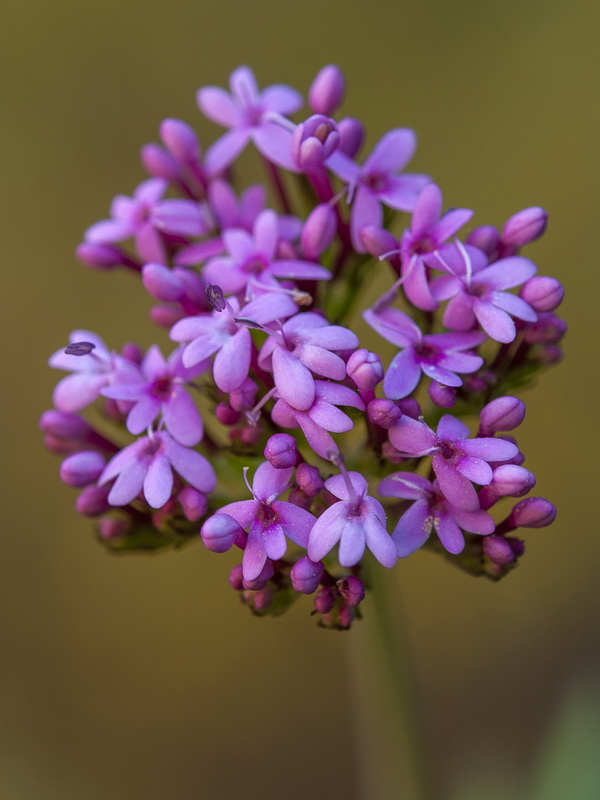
<box><xmin>42</xmin><ymin>66</ymin><xmax>564</xmax><ymax>629</ymax></box>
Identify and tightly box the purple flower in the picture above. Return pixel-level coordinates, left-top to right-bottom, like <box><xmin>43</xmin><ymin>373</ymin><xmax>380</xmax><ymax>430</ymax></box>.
<box><xmin>389</xmin><ymin>414</ymin><xmax>518</xmax><ymax>511</ymax></box>
<box><xmin>215</xmin><ymin>462</ymin><xmax>316</xmax><ymax>581</ymax></box>
<box><xmin>170</xmin><ymin>291</ymin><xmax>297</xmax><ymax>392</ymax></box>
<box><xmin>271</xmin><ymin>381</ymin><xmax>365</xmax><ymax>459</ymax></box>
<box><xmin>99</xmin><ymin>430</ymin><xmax>217</xmax><ymax>509</ymax></box>
<box><xmin>399</xmin><ymin>183</ymin><xmax>473</xmax><ymax>311</ymax></box>
<box><xmin>197</xmin><ymin>66</ymin><xmax>302</xmax><ymax>173</ymax></box>
<box><xmin>363</xmin><ymin>306</ymin><xmax>484</xmax><ymax>399</ymax></box>
<box><xmin>101</xmin><ymin>345</ymin><xmax>206</xmax><ymax>446</ymax></box>
<box><xmin>431</xmin><ymin>242</ymin><xmax>538</xmax><ymax>343</ymax></box>
<box><xmin>378</xmin><ymin>472</ymin><xmax>495</xmax><ymax>556</ymax></box>
<box><xmin>202</xmin><ymin>209</ymin><xmax>330</xmax><ymax>297</ymax></box>
<box><xmin>291</xmin><ymin>115</ymin><xmax>340</xmax><ymax>171</ymax></box>
<box><xmin>327</xmin><ymin>129</ymin><xmax>430</xmax><ymax>252</ymax></box>
<box><xmin>308</xmin><ymin>472</ymin><xmax>396</xmax><ymax>568</ymax></box>
<box><xmin>49</xmin><ymin>331</ymin><xmax>134</xmax><ymax>412</ymax></box>
<box><xmin>258</xmin><ymin>311</ymin><xmax>359</xmax><ymax>411</ymax></box>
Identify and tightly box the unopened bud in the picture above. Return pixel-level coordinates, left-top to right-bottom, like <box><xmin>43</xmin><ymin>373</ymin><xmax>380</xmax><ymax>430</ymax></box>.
<box><xmin>508</xmin><ymin>497</ymin><xmax>557</xmax><ymax>528</ymax></box>
<box><xmin>215</xmin><ymin>402</ymin><xmax>241</xmax><ymax>425</ymax></box>
<box><xmin>141</xmin><ymin>143</ymin><xmax>181</xmax><ymax>181</ymax></box>
<box><xmin>290</xmin><ymin>557</ymin><xmax>324</xmax><ymax>594</ymax></box>
<box><xmin>313</xmin><ymin>586</ymin><xmax>336</xmax><ymax>614</ymax></box>
<box><xmin>522</xmin><ymin>313</ymin><xmax>567</xmax><ymax>345</ymax></box>
<box><xmin>264</xmin><ymin>433</ymin><xmax>298</xmax><ymax>469</ymax></box>
<box><xmin>301</xmin><ymin>204</ymin><xmax>336</xmax><ymax>259</ymax></box>
<box><xmin>483</xmin><ymin>535</ymin><xmax>517</xmax><ymax>565</ymax></box>
<box><xmin>428</xmin><ymin>381</ymin><xmax>456</xmax><ymax>408</ymax></box>
<box><xmin>76</xmin><ymin>242</ymin><xmax>125</xmax><ymax>270</ymax></box>
<box><xmin>367</xmin><ymin>398</ymin><xmax>402</xmax><ymax>429</ymax></box>
<box><xmin>178</xmin><ymin>487</ymin><xmax>207</xmax><ymax>521</ymax></box>
<box><xmin>76</xmin><ymin>484</ymin><xmax>111</xmax><ymax>517</ymax></box>
<box><xmin>229</xmin><ymin>378</ymin><xmax>258</xmax><ymax>412</ymax></box>
<box><xmin>337</xmin><ymin>576</ymin><xmax>365</xmax><ymax>607</ymax></box>
<box><xmin>480</xmin><ymin>396</ymin><xmax>525</xmax><ymax>435</ymax></box>
<box><xmin>296</xmin><ymin>463</ymin><xmax>323</xmax><ymax>496</ymax></box>
<box><xmin>40</xmin><ymin>410</ymin><xmax>92</xmax><ymax>440</ymax></box>
<box><xmin>308</xmin><ymin>65</ymin><xmax>345</xmax><ymax>115</ymax></box>
<box><xmin>201</xmin><ymin>513</ymin><xmax>242</xmax><ymax>553</ymax></box>
<box><xmin>347</xmin><ymin>349</ymin><xmax>383</xmax><ymax>391</ymax></box>
<box><xmin>502</xmin><ymin>207</ymin><xmax>547</xmax><ymax>247</ymax></box>
<box><xmin>520</xmin><ymin>276</ymin><xmax>564</xmax><ymax>312</ymax></box>
<box><xmin>229</xmin><ymin>564</ymin><xmax>244</xmax><ymax>591</ymax></box>
<box><xmin>142</xmin><ymin>263</ymin><xmax>184</xmax><ymax>302</ymax></box>
<box><xmin>242</xmin><ymin>559</ymin><xmax>274</xmax><ymax>591</ymax></box>
<box><xmin>98</xmin><ymin>517</ymin><xmax>131</xmax><ymax>540</ymax></box>
<box><xmin>292</xmin><ymin>116</ymin><xmax>340</xmax><ymax>171</ymax></box>
<box><xmin>160</xmin><ymin>118</ymin><xmax>201</xmax><ymax>164</ymax></box>
<box><xmin>467</xmin><ymin>225</ymin><xmax>500</xmax><ymax>259</ymax></box>
<box><xmin>337</xmin><ymin>117</ymin><xmax>364</xmax><ymax>158</ymax></box>
<box><xmin>60</xmin><ymin>451</ymin><xmax>106</xmax><ymax>488</ymax></box>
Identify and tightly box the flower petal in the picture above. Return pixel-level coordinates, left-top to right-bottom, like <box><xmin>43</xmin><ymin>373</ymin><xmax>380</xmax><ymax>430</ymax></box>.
<box><xmin>392</xmin><ymin>500</ymin><xmax>431</xmax><ymax>557</ymax></box>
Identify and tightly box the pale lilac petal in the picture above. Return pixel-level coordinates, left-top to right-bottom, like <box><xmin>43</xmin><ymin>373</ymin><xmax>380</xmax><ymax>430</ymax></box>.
<box><xmin>143</xmin><ymin>453</ymin><xmax>173</xmax><ymax>508</ymax></box>
<box><xmin>438</xmin><ymin>352</ymin><xmax>483</xmax><ymax>374</ymax></box>
<box><xmin>53</xmin><ymin>373</ymin><xmax>107</xmax><ymax>412</ymax></box>
<box><xmin>261</xmin><ymin>85</ymin><xmax>303</xmax><ymax>115</ymax></box>
<box><xmin>202</xmin><ymin>260</ymin><xmax>246</xmax><ymax>294</ymax></box>
<box><xmin>364</xmin><ymin>128</ymin><xmax>416</xmax><ymax>174</ymax></box>
<box><xmin>314</xmin><ymin>381</ymin><xmax>365</xmax><ymax>410</ymax></box>
<box><xmin>433</xmin><ymin>208</ymin><xmax>473</xmax><ymax>243</ymax></box>
<box><xmin>270</xmin><ymin>399</ymin><xmax>298</xmax><ymax>429</ymax></box>
<box><xmin>363</xmin><ymin>307</ymin><xmax>419</xmax><ymax>347</ymax></box>
<box><xmin>264</xmin><ymin>523</ymin><xmax>287</xmax><ymax>560</ymax></box>
<box><xmin>383</xmin><ymin>349</ymin><xmax>422</xmax><ymax>399</ymax></box>
<box><xmin>252</xmin><ymin>124</ymin><xmax>297</xmax><ymax>171</ymax></box>
<box><xmin>326</xmin><ymin>150</ymin><xmax>360</xmax><ymax>183</ymax></box>
<box><xmin>411</xmin><ymin>184</ymin><xmax>442</xmax><ymax>238</ymax></box>
<box><xmin>443</xmin><ymin>294</ymin><xmax>476</xmax><ymax>331</ymax></box>
<box><xmin>272</xmin><ymin>501</ymin><xmax>315</xmax><ymax>547</ymax></box>
<box><xmin>218</xmin><ymin>500</ymin><xmax>258</xmax><ymax>528</ymax></box>
<box><xmin>242</xmin><ymin>292</ymin><xmax>297</xmax><ymax>324</ymax></box>
<box><xmin>430</xmin><ymin>274</ymin><xmax>462</xmax><ymax>302</ymax></box>
<box><xmin>339</xmin><ymin>517</ymin><xmax>366</xmax><ymax>567</ymax></box>
<box><xmin>392</xmin><ymin>500</ymin><xmax>431</xmax><ymax>557</ymax></box>
<box><xmin>243</xmin><ymin>527</ymin><xmax>267</xmax><ymax>581</ymax></box>
<box><xmin>491</xmin><ymin>291</ymin><xmax>537</xmax><ymax>322</ymax></box>
<box><xmin>127</xmin><ymin>395</ymin><xmax>160</xmax><ymax>434</ymax></box>
<box><xmin>351</xmin><ymin>187</ymin><xmax>381</xmax><ymax>251</ymax></box>
<box><xmin>303</xmin><ymin>325</ymin><xmax>359</xmax><ymax>350</ymax></box>
<box><xmin>141</xmin><ymin>344</ymin><xmax>167</xmax><ymax>379</ymax></box>
<box><xmin>164</xmin><ymin>386</ymin><xmax>203</xmax><ymax>446</ymax></box>
<box><xmin>437</xmin><ymin>414</ymin><xmax>469</xmax><ymax>441</ymax></box>
<box><xmin>205</xmin><ymin>129</ymin><xmax>250</xmax><ymax>175</ymax></box>
<box><xmin>299</xmin><ymin>346</ymin><xmax>346</xmax><ymax>380</ymax></box>
<box><xmin>181</xmin><ymin>335</ymin><xmax>223</xmax><ymax>368</ymax></box>
<box><xmin>170</xmin><ymin>315</ymin><xmax>217</xmax><ymax>342</ymax></box>
<box><xmin>152</xmin><ymin>199</ymin><xmax>207</xmax><ymax>237</ymax></box>
<box><xmin>134</xmin><ymin>178</ymin><xmax>168</xmax><ymax>205</ymax></box>
<box><xmin>163</xmin><ymin>436</ymin><xmax>217</xmax><ymax>493</ymax></box>
<box><xmin>135</xmin><ymin>222</ymin><xmax>166</xmax><ymax>263</ymax></box>
<box><xmin>174</xmin><ymin>239</ymin><xmax>225</xmax><ymax>266</ymax></box>
<box><xmin>230</xmin><ymin>66</ymin><xmax>260</xmax><ymax>106</ymax></box>
<box><xmin>197</xmin><ymin>87</ymin><xmax>242</xmax><ymax>127</ymax></box>
<box><xmin>307</xmin><ymin>504</ymin><xmax>346</xmax><ymax>561</ymax></box>
<box><xmin>456</xmin><ymin>456</ymin><xmax>493</xmax><ymax>486</ymax></box>
<box><xmin>294</xmin><ymin>412</ymin><xmax>337</xmax><ymax>458</ymax></box>
<box><xmin>450</xmin><ymin>506</ymin><xmax>495</xmax><ymax>535</ymax></box>
<box><xmin>378</xmin><ymin>175</ymin><xmax>428</xmax><ymax>212</ymax></box>
<box><xmin>99</xmin><ymin>438</ymin><xmax>149</xmax><ymax>485</ymax></box>
<box><xmin>435</xmin><ymin>513</ymin><xmax>465</xmax><ymax>554</ymax></box>
<box><xmin>475</xmin><ymin>257</ymin><xmax>537</xmax><ymax>291</ymax></box>
<box><xmin>363</xmin><ymin>515</ymin><xmax>396</xmax><ymax>567</ymax></box>
<box><xmin>253</xmin><ymin>462</ymin><xmax>292</xmax><ymax>501</ymax></box>
<box><xmin>459</xmin><ymin>437</ymin><xmax>519</xmax><ymax>461</ymax></box>
<box><xmin>213</xmin><ymin>329</ymin><xmax>251</xmax><ymax>392</ymax></box>
<box><xmin>253</xmin><ymin>210</ymin><xmax>278</xmax><ymax>261</ymax></box>
<box><xmin>432</xmin><ymin>455</ymin><xmax>479</xmax><ymax>511</ymax></box>
<box><xmin>473</xmin><ymin>300</ymin><xmax>516</xmax><ymax>343</ymax></box>
<box><xmin>240</xmin><ymin>185</ymin><xmax>266</xmax><ymax>226</ymax></box>
<box><xmin>85</xmin><ymin>218</ymin><xmax>134</xmax><ymax>244</ymax></box>
<box><xmin>325</xmin><ymin>472</ymin><xmax>368</xmax><ymax>502</ymax></box>
<box><xmin>378</xmin><ymin>472</ymin><xmax>432</xmax><ymax>500</ymax></box>
<box><xmin>268</xmin><ymin>259</ymin><xmax>331</xmax><ymax>281</ymax></box>
<box><xmin>272</xmin><ymin>348</ymin><xmax>315</xmax><ymax>410</ymax></box>
<box><xmin>108</xmin><ymin>459</ymin><xmax>148</xmax><ymax>506</ymax></box>
<box><xmin>223</xmin><ymin>228</ymin><xmax>258</xmax><ymax>261</ymax></box>
<box><xmin>402</xmin><ymin>257</ymin><xmax>438</xmax><ymax>312</ymax></box>
<box><xmin>307</xmin><ymin>399</ymin><xmax>353</xmax><ymax>432</ymax></box>
<box><xmin>388</xmin><ymin>415</ymin><xmax>438</xmax><ymax>455</ymax></box>
<box><xmin>420</xmin><ymin>363</ymin><xmax>462</xmax><ymax>387</ymax></box>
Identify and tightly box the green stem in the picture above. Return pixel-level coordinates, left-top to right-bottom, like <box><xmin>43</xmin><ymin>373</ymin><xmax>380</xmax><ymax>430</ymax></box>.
<box><xmin>346</xmin><ymin>564</ymin><xmax>434</xmax><ymax>800</ymax></box>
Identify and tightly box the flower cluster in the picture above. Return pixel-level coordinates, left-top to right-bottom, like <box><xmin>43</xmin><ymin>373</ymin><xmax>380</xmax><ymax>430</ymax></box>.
<box><xmin>42</xmin><ymin>66</ymin><xmax>564</xmax><ymax>629</ymax></box>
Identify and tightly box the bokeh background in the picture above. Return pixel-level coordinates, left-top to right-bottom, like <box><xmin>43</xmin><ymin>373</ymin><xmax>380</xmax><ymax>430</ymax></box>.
<box><xmin>2</xmin><ymin>0</ymin><xmax>599</xmax><ymax>797</ymax></box>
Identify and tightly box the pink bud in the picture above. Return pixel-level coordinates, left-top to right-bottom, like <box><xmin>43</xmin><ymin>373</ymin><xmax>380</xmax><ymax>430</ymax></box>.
<box><xmin>98</xmin><ymin>517</ymin><xmax>131</xmax><ymax>540</ymax></box>
<box><xmin>40</xmin><ymin>410</ymin><xmax>92</xmax><ymax>441</ymax></box>
<box><xmin>229</xmin><ymin>564</ymin><xmax>244</xmax><ymax>591</ymax></box>
<box><xmin>398</xmin><ymin>398</ymin><xmax>421</xmax><ymax>419</ymax></box>
<box><xmin>292</xmin><ymin>115</ymin><xmax>340</xmax><ymax>171</ymax></box>
<box><xmin>215</xmin><ymin>403</ymin><xmax>241</xmax><ymax>425</ymax></box>
<box><xmin>367</xmin><ymin>398</ymin><xmax>402</xmax><ymax>429</ymax></box>
<box><xmin>483</xmin><ymin>535</ymin><xmax>517</xmax><ymax>565</ymax></box>
<box><xmin>229</xmin><ymin>378</ymin><xmax>258</xmax><ymax>412</ymax></box>
<box><xmin>201</xmin><ymin>513</ymin><xmax>242</xmax><ymax>553</ymax></box>
<box><xmin>337</xmin><ymin>605</ymin><xmax>355</xmax><ymax>628</ymax></box>
<box><xmin>428</xmin><ymin>381</ymin><xmax>456</xmax><ymax>408</ymax></box>
<box><xmin>489</xmin><ymin>464</ymin><xmax>536</xmax><ymax>497</ymax></box>
<box><xmin>337</xmin><ymin>576</ymin><xmax>365</xmax><ymax>607</ymax></box>
<box><xmin>76</xmin><ymin>485</ymin><xmax>111</xmax><ymax>517</ymax></box>
<box><xmin>296</xmin><ymin>463</ymin><xmax>323</xmax><ymax>496</ymax></box>
<box><xmin>301</xmin><ymin>204</ymin><xmax>336</xmax><ymax>258</ymax></box>
<box><xmin>308</xmin><ymin>65</ymin><xmax>345</xmax><ymax>115</ymax></box>
<box><xmin>264</xmin><ymin>433</ymin><xmax>298</xmax><ymax>469</ymax></box>
<box><xmin>480</xmin><ymin>396</ymin><xmax>526</xmax><ymax>434</ymax></box>
<box><xmin>142</xmin><ymin>263</ymin><xmax>184</xmax><ymax>301</ymax></box>
<box><xmin>502</xmin><ymin>207</ymin><xmax>547</xmax><ymax>247</ymax></box>
<box><xmin>290</xmin><ymin>557</ymin><xmax>324</xmax><ymax>594</ymax></box>
<box><xmin>251</xmin><ymin>587</ymin><xmax>274</xmax><ymax>611</ymax></box>
<box><xmin>466</xmin><ymin>225</ymin><xmax>500</xmax><ymax>259</ymax></box>
<box><xmin>178</xmin><ymin>487</ymin><xmax>207</xmax><ymax>522</ymax></box>
<box><xmin>522</xmin><ymin>313</ymin><xmax>567</xmax><ymax>345</ymax></box>
<box><xmin>337</xmin><ymin>117</ymin><xmax>364</xmax><ymax>158</ymax></box>
<box><xmin>520</xmin><ymin>277</ymin><xmax>564</xmax><ymax>312</ymax></box>
<box><xmin>314</xmin><ymin>586</ymin><xmax>336</xmax><ymax>614</ymax></box>
<box><xmin>242</xmin><ymin>559</ymin><xmax>274</xmax><ymax>591</ymax></box>
<box><xmin>60</xmin><ymin>451</ymin><xmax>106</xmax><ymax>488</ymax></box>
<box><xmin>160</xmin><ymin>119</ymin><xmax>200</xmax><ymax>164</ymax></box>
<box><xmin>347</xmin><ymin>349</ymin><xmax>383</xmax><ymax>391</ymax></box>
<box><xmin>141</xmin><ymin>143</ymin><xmax>181</xmax><ymax>181</ymax></box>
<box><xmin>76</xmin><ymin>242</ymin><xmax>124</xmax><ymax>270</ymax></box>
<box><xmin>508</xmin><ymin>497</ymin><xmax>557</xmax><ymax>528</ymax></box>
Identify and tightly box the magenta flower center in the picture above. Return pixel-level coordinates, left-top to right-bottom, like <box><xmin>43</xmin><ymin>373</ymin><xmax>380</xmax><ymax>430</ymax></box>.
<box><xmin>243</xmin><ymin>255</ymin><xmax>268</xmax><ymax>275</ymax></box>
<box><xmin>411</xmin><ymin>235</ymin><xmax>436</xmax><ymax>255</ymax></box>
<box><xmin>414</xmin><ymin>341</ymin><xmax>439</xmax><ymax>362</ymax></box>
<box><xmin>151</xmin><ymin>376</ymin><xmax>173</xmax><ymax>400</ymax></box>
<box><xmin>363</xmin><ymin>173</ymin><xmax>389</xmax><ymax>192</ymax></box>
<box><xmin>257</xmin><ymin>503</ymin><xmax>278</xmax><ymax>525</ymax></box>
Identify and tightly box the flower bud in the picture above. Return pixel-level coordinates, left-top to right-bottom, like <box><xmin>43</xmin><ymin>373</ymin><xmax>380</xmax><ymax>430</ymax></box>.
<box><xmin>229</xmin><ymin>564</ymin><xmax>244</xmax><ymax>591</ymax></box>
<box><xmin>229</xmin><ymin>378</ymin><xmax>258</xmax><ymax>412</ymax></box>
<box><xmin>76</xmin><ymin>242</ymin><xmax>124</xmax><ymax>270</ymax></box>
<box><xmin>251</xmin><ymin>587</ymin><xmax>274</xmax><ymax>611</ymax></box>
<box><xmin>142</xmin><ymin>263</ymin><xmax>184</xmax><ymax>302</ymax></box>
<box><xmin>490</xmin><ymin>464</ymin><xmax>536</xmax><ymax>497</ymax></box>
<box><xmin>287</xmin><ymin>487</ymin><xmax>312</xmax><ymax>510</ymax></box>
<box><xmin>242</xmin><ymin>559</ymin><xmax>274</xmax><ymax>591</ymax></box>
<box><xmin>160</xmin><ymin>118</ymin><xmax>201</xmax><ymax>164</ymax></box>
<box><xmin>502</xmin><ymin>207</ymin><xmax>547</xmax><ymax>247</ymax></box>
<box><xmin>240</xmin><ymin>425</ymin><xmax>261</xmax><ymax>446</ymax></box>
<box><xmin>215</xmin><ymin>403</ymin><xmax>241</xmax><ymax>425</ymax></box>
<box><xmin>178</xmin><ymin>487</ymin><xmax>207</xmax><ymax>522</ymax></box>
<box><xmin>150</xmin><ymin>305</ymin><xmax>185</xmax><ymax>328</ymax></box>
<box><xmin>337</xmin><ymin>576</ymin><xmax>365</xmax><ymax>607</ymax></box>
<box><xmin>532</xmin><ymin>345</ymin><xmax>563</xmax><ymax>365</ymax></box>
<box><xmin>141</xmin><ymin>143</ymin><xmax>181</xmax><ymax>181</ymax></box>
<box><xmin>292</xmin><ymin>116</ymin><xmax>340</xmax><ymax>171</ymax></box>
<box><xmin>483</xmin><ymin>535</ymin><xmax>517</xmax><ymax>565</ymax></box>
<box><xmin>264</xmin><ymin>433</ymin><xmax>298</xmax><ymax>469</ymax></box>
<box><xmin>43</xmin><ymin>434</ymin><xmax>78</xmax><ymax>455</ymax></box>
<box><xmin>201</xmin><ymin>513</ymin><xmax>242</xmax><ymax>553</ymax></box>
<box><xmin>346</xmin><ymin>349</ymin><xmax>383</xmax><ymax>391</ymax></box>
<box><xmin>337</xmin><ymin>117</ymin><xmax>364</xmax><ymax>158</ymax></box>
<box><xmin>398</xmin><ymin>398</ymin><xmax>421</xmax><ymax>419</ymax></box>
<box><xmin>520</xmin><ymin>276</ymin><xmax>564</xmax><ymax>312</ymax></box>
<box><xmin>337</xmin><ymin>605</ymin><xmax>355</xmax><ymax>629</ymax></box>
<box><xmin>479</xmin><ymin>396</ymin><xmax>526</xmax><ymax>435</ymax></box>
<box><xmin>290</xmin><ymin>557</ymin><xmax>324</xmax><ymax>594</ymax></box>
<box><xmin>121</xmin><ymin>343</ymin><xmax>143</xmax><ymax>364</ymax></box>
<box><xmin>522</xmin><ymin>313</ymin><xmax>567</xmax><ymax>345</ymax></box>
<box><xmin>60</xmin><ymin>451</ymin><xmax>106</xmax><ymax>488</ymax></box>
<box><xmin>466</xmin><ymin>226</ymin><xmax>500</xmax><ymax>260</ymax></box>
<box><xmin>367</xmin><ymin>398</ymin><xmax>402</xmax><ymax>429</ymax></box>
<box><xmin>308</xmin><ymin>65</ymin><xmax>345</xmax><ymax>115</ymax></box>
<box><xmin>76</xmin><ymin>484</ymin><xmax>111</xmax><ymax>517</ymax></box>
<box><xmin>508</xmin><ymin>497</ymin><xmax>557</xmax><ymax>528</ymax></box>
<box><xmin>98</xmin><ymin>517</ymin><xmax>131</xmax><ymax>540</ymax></box>
<box><xmin>39</xmin><ymin>410</ymin><xmax>92</xmax><ymax>441</ymax></box>
<box><xmin>296</xmin><ymin>463</ymin><xmax>323</xmax><ymax>496</ymax></box>
<box><xmin>427</xmin><ymin>381</ymin><xmax>456</xmax><ymax>408</ymax></box>
<box><xmin>301</xmin><ymin>204</ymin><xmax>337</xmax><ymax>259</ymax></box>
<box><xmin>313</xmin><ymin>586</ymin><xmax>336</xmax><ymax>614</ymax></box>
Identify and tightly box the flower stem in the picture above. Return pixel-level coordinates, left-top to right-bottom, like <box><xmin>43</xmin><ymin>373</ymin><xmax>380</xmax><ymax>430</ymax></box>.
<box><xmin>345</xmin><ymin>564</ymin><xmax>434</xmax><ymax>800</ymax></box>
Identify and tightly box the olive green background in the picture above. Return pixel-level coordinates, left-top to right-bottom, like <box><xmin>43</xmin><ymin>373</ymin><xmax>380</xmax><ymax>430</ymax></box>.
<box><xmin>2</xmin><ymin>0</ymin><xmax>599</xmax><ymax>798</ymax></box>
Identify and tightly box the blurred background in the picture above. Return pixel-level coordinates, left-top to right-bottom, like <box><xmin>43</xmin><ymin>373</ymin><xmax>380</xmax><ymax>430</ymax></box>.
<box><xmin>2</xmin><ymin>0</ymin><xmax>599</xmax><ymax>797</ymax></box>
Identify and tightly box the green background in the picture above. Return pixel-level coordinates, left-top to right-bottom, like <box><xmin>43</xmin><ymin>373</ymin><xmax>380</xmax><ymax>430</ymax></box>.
<box><xmin>2</xmin><ymin>0</ymin><xmax>599</xmax><ymax>797</ymax></box>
